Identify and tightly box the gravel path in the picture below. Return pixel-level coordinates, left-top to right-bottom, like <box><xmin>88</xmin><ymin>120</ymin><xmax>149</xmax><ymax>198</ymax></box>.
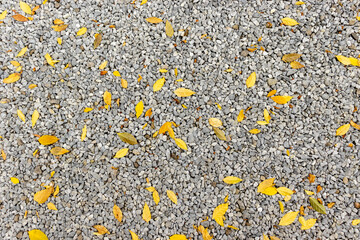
<box><xmin>1</xmin><ymin>0</ymin><xmax>360</xmax><ymax>239</ymax></box>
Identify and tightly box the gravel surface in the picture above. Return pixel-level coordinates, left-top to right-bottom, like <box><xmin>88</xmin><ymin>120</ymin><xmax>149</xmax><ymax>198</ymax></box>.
<box><xmin>1</xmin><ymin>0</ymin><xmax>360</xmax><ymax>239</ymax></box>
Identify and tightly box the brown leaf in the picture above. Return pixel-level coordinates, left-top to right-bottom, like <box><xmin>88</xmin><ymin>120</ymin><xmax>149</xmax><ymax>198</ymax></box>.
<box><xmin>12</xmin><ymin>14</ymin><xmax>28</xmax><ymax>22</ymax></box>
<box><xmin>94</xmin><ymin>33</ymin><xmax>102</xmax><ymax>49</ymax></box>
<box><xmin>282</xmin><ymin>53</ymin><xmax>302</xmax><ymax>63</ymax></box>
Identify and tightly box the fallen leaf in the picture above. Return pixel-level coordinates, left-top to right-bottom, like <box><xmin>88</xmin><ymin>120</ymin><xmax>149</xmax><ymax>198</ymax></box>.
<box><xmin>271</xmin><ymin>96</ymin><xmax>293</xmax><ymax>104</ymax></box>
<box><xmin>316</xmin><ymin>185</ymin><xmax>322</xmax><ymax>193</ymax></box>
<box><xmin>103</xmin><ymin>91</ymin><xmax>111</xmax><ymax>107</ymax></box>
<box><xmin>45</xmin><ymin>53</ymin><xmax>59</xmax><ymax>67</ymax></box>
<box><xmin>309</xmin><ymin>197</ymin><xmax>326</xmax><ymax>214</ymax></box>
<box><xmin>262</xmin><ymin>186</ymin><xmax>278</xmax><ymax>195</ymax></box>
<box><xmin>349</xmin><ymin>57</ymin><xmax>359</xmax><ymax>66</ymax></box>
<box><xmin>295</xmin><ymin>1</ymin><xmax>305</xmax><ymax>5</ymax></box>
<box><xmin>249</xmin><ymin>129</ymin><xmax>260</xmax><ymax>134</ymax></box>
<box><xmin>81</xmin><ymin>125</ymin><xmax>87</xmax><ymax>141</ymax></box>
<box><xmin>212</xmin><ymin>203</ymin><xmax>229</xmax><ymax>226</ymax></box>
<box><xmin>117</xmin><ymin>132</ymin><xmax>138</xmax><ymax>145</ymax></box>
<box><xmin>264</xmin><ymin>109</ymin><xmax>271</xmax><ymax>123</ymax></box>
<box><xmin>308</xmin><ymin>174</ymin><xmax>316</xmax><ymax>183</ymax></box>
<box><xmin>113</xmin><ymin>204</ymin><xmax>123</xmax><ymax>222</ymax></box>
<box><xmin>145</xmin><ymin>108</ymin><xmax>152</xmax><ymax>117</ymax></box>
<box><xmin>135</xmin><ymin>101</ymin><xmax>144</xmax><ymax>118</ymax></box>
<box><xmin>47</xmin><ymin>202</ymin><xmax>57</xmax><ymax>210</ymax></box>
<box><xmin>174</xmin><ymin>88</ymin><xmax>196</xmax><ymax>97</ymax></box>
<box><xmin>304</xmin><ymin>190</ymin><xmax>314</xmax><ymax>195</ymax></box>
<box><xmin>142</xmin><ymin>202</ymin><xmax>151</xmax><ymax>222</ymax></box>
<box><xmin>99</xmin><ymin>61</ymin><xmax>108</xmax><ymax>69</ymax></box>
<box><xmin>153</xmin><ymin>190</ymin><xmax>160</xmax><ymax>205</ymax></box>
<box><xmin>129</xmin><ymin>230</ymin><xmax>139</xmax><ymax>240</ymax></box>
<box><xmin>113</xmin><ymin>70</ymin><xmax>121</xmax><ymax>76</ymax></box>
<box><xmin>277</xmin><ymin>187</ymin><xmax>293</xmax><ymax>196</ymax></box>
<box><xmin>53</xmin><ymin>185</ymin><xmax>59</xmax><ymax>197</ymax></box>
<box><xmin>17</xmin><ymin>109</ymin><xmax>26</xmax><ymax>123</ymax></box>
<box><xmin>282</xmin><ymin>53</ymin><xmax>302</xmax><ymax>62</ymax></box>
<box><xmin>165</xmin><ymin>20</ymin><xmax>174</xmax><ymax>37</ymax></box>
<box><xmin>195</xmin><ymin>225</ymin><xmax>212</xmax><ymax>240</ymax></box>
<box><xmin>159</xmin><ymin>69</ymin><xmax>168</xmax><ymax>73</ymax></box>
<box><xmin>336</xmin><ymin>55</ymin><xmax>351</xmax><ymax>65</ymax></box>
<box><xmin>10</xmin><ymin>61</ymin><xmax>20</xmax><ymax>66</ymax></box>
<box><xmin>351</xmin><ymin>120</ymin><xmax>360</xmax><ymax>130</ymax></box>
<box><xmin>140</xmin><ymin>0</ymin><xmax>147</xmax><ymax>5</ymax></box>
<box><xmin>0</xmin><ymin>10</ymin><xmax>7</xmax><ymax>20</ymax></box>
<box><xmin>93</xmin><ymin>225</ymin><xmax>109</xmax><ymax>235</ymax></box>
<box><xmin>281</xmin><ymin>17</ymin><xmax>299</xmax><ymax>26</ymax></box>
<box><xmin>327</xmin><ymin>202</ymin><xmax>335</xmax><ymax>208</ymax></box>
<box><xmin>32</xmin><ymin>110</ymin><xmax>39</xmax><ymax>127</ymax></box>
<box><xmin>53</xmin><ymin>19</ymin><xmax>64</xmax><ymax>25</ymax></box>
<box><xmin>121</xmin><ymin>79</ymin><xmax>128</xmax><ymax>88</ymax></box>
<box><xmin>50</xmin><ymin>147</ymin><xmax>69</xmax><ymax>156</ymax></box>
<box><xmin>279</xmin><ymin>211</ymin><xmax>299</xmax><ymax>226</ymax></box>
<box><xmin>269</xmin><ymin>236</ymin><xmax>280</xmax><ymax>240</ymax></box>
<box><xmin>290</xmin><ymin>61</ymin><xmax>305</xmax><ymax>69</ymax></box>
<box><xmin>352</xmin><ymin>219</ymin><xmax>360</xmax><ymax>226</ymax></box>
<box><xmin>11</xmin><ymin>177</ymin><xmax>19</xmax><ymax>184</ymax></box>
<box><xmin>114</xmin><ymin>148</ymin><xmax>129</xmax><ymax>158</ymax></box>
<box><xmin>169</xmin><ymin>235</ymin><xmax>187</xmax><ymax>240</ymax></box>
<box><xmin>237</xmin><ymin>109</ymin><xmax>245</xmax><ymax>122</ymax></box>
<box><xmin>279</xmin><ymin>201</ymin><xmax>284</xmax><ymax>213</ymax></box>
<box><xmin>20</xmin><ymin>1</ymin><xmax>32</xmax><ymax>15</ymax></box>
<box><xmin>336</xmin><ymin>124</ymin><xmax>350</xmax><ymax>136</ymax></box>
<box><xmin>213</xmin><ymin>127</ymin><xmax>226</xmax><ymax>141</ymax></box>
<box><xmin>263</xmin><ymin>233</ymin><xmax>270</xmax><ymax>240</ymax></box>
<box><xmin>146</xmin><ymin>17</ymin><xmax>162</xmax><ymax>23</ymax></box>
<box><xmin>159</xmin><ymin>122</ymin><xmax>175</xmax><ymax>139</ymax></box>
<box><xmin>246</xmin><ymin>72</ymin><xmax>256</xmax><ymax>88</ymax></box>
<box><xmin>209</xmin><ymin>118</ymin><xmax>222</xmax><ymax>127</ymax></box>
<box><xmin>51</xmin><ymin>24</ymin><xmax>68</xmax><ymax>32</ymax></box>
<box><xmin>257</xmin><ymin>178</ymin><xmax>275</xmax><ymax>193</ymax></box>
<box><xmin>16</xmin><ymin>46</ymin><xmax>28</xmax><ymax>57</ymax></box>
<box><xmin>3</xmin><ymin>73</ymin><xmax>21</xmax><ymax>83</ymax></box>
<box><xmin>223</xmin><ymin>176</ymin><xmax>242</xmax><ymax>184</ymax></box>
<box><xmin>77</xmin><ymin>27</ymin><xmax>87</xmax><ymax>36</ymax></box>
<box><xmin>94</xmin><ymin>33</ymin><xmax>102</xmax><ymax>49</ymax></box>
<box><xmin>153</xmin><ymin>77</ymin><xmax>166</xmax><ymax>92</ymax></box>
<box><xmin>12</xmin><ymin>14</ymin><xmax>28</xmax><ymax>22</ymax></box>
<box><xmin>1</xmin><ymin>150</ymin><xmax>6</xmax><ymax>160</ymax></box>
<box><xmin>28</xmin><ymin>229</ymin><xmax>48</xmax><ymax>240</ymax></box>
<box><xmin>167</xmin><ymin>190</ymin><xmax>178</xmax><ymax>204</ymax></box>
<box><xmin>84</xmin><ymin>107</ymin><xmax>93</xmax><ymax>112</ymax></box>
<box><xmin>34</xmin><ymin>186</ymin><xmax>54</xmax><ymax>204</ymax></box>
<box><xmin>299</xmin><ymin>216</ymin><xmax>316</xmax><ymax>230</ymax></box>
<box><xmin>174</xmin><ymin>138</ymin><xmax>188</xmax><ymax>150</ymax></box>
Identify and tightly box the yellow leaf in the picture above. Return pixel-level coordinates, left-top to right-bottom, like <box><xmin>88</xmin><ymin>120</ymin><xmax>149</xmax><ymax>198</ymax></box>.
<box><xmin>145</xmin><ymin>108</ymin><xmax>152</xmax><ymax>117</ymax></box>
<box><xmin>212</xmin><ymin>203</ymin><xmax>228</xmax><ymax>226</ymax></box>
<box><xmin>44</xmin><ymin>53</ymin><xmax>59</xmax><ymax>67</ymax></box>
<box><xmin>299</xmin><ymin>216</ymin><xmax>316</xmax><ymax>230</ymax></box>
<box><xmin>135</xmin><ymin>101</ymin><xmax>144</xmax><ymax>118</ymax></box>
<box><xmin>10</xmin><ymin>61</ymin><xmax>20</xmax><ymax>67</ymax></box>
<box><xmin>262</xmin><ymin>187</ymin><xmax>278</xmax><ymax>195</ymax></box>
<box><xmin>20</xmin><ymin>1</ymin><xmax>32</xmax><ymax>15</ymax></box>
<box><xmin>224</xmin><ymin>195</ymin><xmax>229</xmax><ymax>203</ymax></box>
<box><xmin>257</xmin><ymin>178</ymin><xmax>275</xmax><ymax>193</ymax></box>
<box><xmin>142</xmin><ymin>202</ymin><xmax>151</xmax><ymax>222</ymax></box>
<box><xmin>336</xmin><ymin>124</ymin><xmax>350</xmax><ymax>136</ymax></box>
<box><xmin>165</xmin><ymin>20</ymin><xmax>174</xmax><ymax>37</ymax></box>
<box><xmin>264</xmin><ymin>109</ymin><xmax>271</xmax><ymax>123</ymax></box>
<box><xmin>350</xmin><ymin>120</ymin><xmax>360</xmax><ymax>130</ymax></box>
<box><xmin>129</xmin><ymin>230</ymin><xmax>139</xmax><ymax>240</ymax></box>
<box><xmin>290</xmin><ymin>61</ymin><xmax>305</xmax><ymax>69</ymax></box>
<box><xmin>349</xmin><ymin>57</ymin><xmax>359</xmax><ymax>66</ymax></box>
<box><xmin>146</xmin><ymin>186</ymin><xmax>156</xmax><ymax>192</ymax></box>
<box><xmin>246</xmin><ymin>72</ymin><xmax>256</xmax><ymax>88</ymax></box>
<box><xmin>295</xmin><ymin>1</ymin><xmax>305</xmax><ymax>5</ymax></box>
<box><xmin>32</xmin><ymin>110</ymin><xmax>39</xmax><ymax>127</ymax></box>
<box><xmin>140</xmin><ymin>0</ymin><xmax>147</xmax><ymax>5</ymax></box>
<box><xmin>153</xmin><ymin>77</ymin><xmax>166</xmax><ymax>92</ymax></box>
<box><xmin>263</xmin><ymin>233</ymin><xmax>270</xmax><ymax>240</ymax></box>
<box><xmin>357</xmin><ymin>16</ymin><xmax>360</xmax><ymax>21</ymax></box>
<box><xmin>16</xmin><ymin>66</ymin><xmax>22</xmax><ymax>72</ymax></box>
<box><xmin>174</xmin><ymin>138</ymin><xmax>188</xmax><ymax>150</ymax></box>
<box><xmin>249</xmin><ymin>129</ymin><xmax>260</xmax><ymax>134</ymax></box>
<box><xmin>174</xmin><ymin>88</ymin><xmax>196</xmax><ymax>97</ymax></box>
<box><xmin>282</xmin><ymin>53</ymin><xmax>302</xmax><ymax>63</ymax></box>
<box><xmin>216</xmin><ymin>102</ymin><xmax>222</xmax><ymax>110</ymax></box>
<box><xmin>12</xmin><ymin>14</ymin><xmax>29</xmax><ymax>22</ymax></box>
<box><xmin>11</xmin><ymin>177</ymin><xmax>19</xmax><ymax>184</ymax></box>
<box><xmin>117</xmin><ymin>132</ymin><xmax>138</xmax><ymax>145</ymax></box>
<box><xmin>213</xmin><ymin>127</ymin><xmax>226</xmax><ymax>141</ymax></box>
<box><xmin>1</xmin><ymin>149</ymin><xmax>6</xmax><ymax>160</ymax></box>
<box><xmin>103</xmin><ymin>91</ymin><xmax>111</xmax><ymax>106</ymax></box>
<box><xmin>0</xmin><ymin>10</ymin><xmax>7</xmax><ymax>20</ymax></box>
<box><xmin>237</xmin><ymin>109</ymin><xmax>245</xmax><ymax>122</ymax></box>
<box><xmin>28</xmin><ymin>229</ymin><xmax>48</xmax><ymax>240</ymax></box>
<box><xmin>159</xmin><ymin>69</ymin><xmax>168</xmax><ymax>73</ymax></box>
<box><xmin>169</xmin><ymin>235</ymin><xmax>187</xmax><ymax>240</ymax></box>
<box><xmin>16</xmin><ymin>46</ymin><xmax>28</xmax><ymax>57</ymax></box>
<box><xmin>52</xmin><ymin>24</ymin><xmax>68</xmax><ymax>32</ymax></box>
<box><xmin>53</xmin><ymin>185</ymin><xmax>59</xmax><ymax>197</ymax></box>
<box><xmin>336</xmin><ymin>55</ymin><xmax>351</xmax><ymax>65</ymax></box>
<box><xmin>283</xmin><ymin>195</ymin><xmax>291</xmax><ymax>202</ymax></box>
<box><xmin>267</xmin><ymin>90</ymin><xmax>277</xmax><ymax>97</ymax></box>
<box><xmin>209</xmin><ymin>118</ymin><xmax>222</xmax><ymax>127</ymax></box>
<box><xmin>167</xmin><ymin>190</ymin><xmax>178</xmax><ymax>204</ymax></box>
<box><xmin>47</xmin><ymin>202</ymin><xmax>57</xmax><ymax>210</ymax></box>
<box><xmin>94</xmin><ymin>33</ymin><xmax>102</xmax><ymax>49</ymax></box>
<box><xmin>77</xmin><ymin>27</ymin><xmax>87</xmax><ymax>36</ymax></box>
<box><xmin>269</xmin><ymin>236</ymin><xmax>280</xmax><ymax>240</ymax></box>
<box><xmin>99</xmin><ymin>61</ymin><xmax>108</xmax><ymax>69</ymax></box>
<box><xmin>223</xmin><ymin>176</ymin><xmax>242</xmax><ymax>184</ymax></box>
<box><xmin>304</xmin><ymin>190</ymin><xmax>314</xmax><ymax>195</ymax></box>
<box><xmin>352</xmin><ymin>219</ymin><xmax>360</xmax><ymax>226</ymax></box>
<box><xmin>279</xmin><ymin>201</ymin><xmax>284</xmax><ymax>213</ymax></box>
<box><xmin>3</xmin><ymin>73</ymin><xmax>21</xmax><ymax>83</ymax></box>
<box><xmin>277</xmin><ymin>187</ymin><xmax>293</xmax><ymax>196</ymax></box>
<box><xmin>53</xmin><ymin>19</ymin><xmax>64</xmax><ymax>25</ymax></box>
<box><xmin>113</xmin><ymin>204</ymin><xmax>123</xmax><ymax>222</ymax></box>
<box><xmin>93</xmin><ymin>225</ymin><xmax>109</xmax><ymax>235</ymax></box>
<box><xmin>279</xmin><ymin>211</ymin><xmax>299</xmax><ymax>226</ymax></box>
<box><xmin>34</xmin><ymin>187</ymin><xmax>54</xmax><ymax>204</ymax></box>
<box><xmin>195</xmin><ymin>225</ymin><xmax>212</xmax><ymax>240</ymax></box>
<box><xmin>50</xmin><ymin>171</ymin><xmax>55</xmax><ymax>178</ymax></box>
<box><xmin>174</xmin><ymin>68</ymin><xmax>178</xmax><ymax>76</ymax></box>
<box><xmin>271</xmin><ymin>96</ymin><xmax>293</xmax><ymax>104</ymax></box>
<box><xmin>81</xmin><ymin>125</ymin><xmax>87</xmax><ymax>141</ymax></box>
<box><xmin>17</xmin><ymin>109</ymin><xmax>26</xmax><ymax>123</ymax></box>
<box><xmin>50</xmin><ymin>147</ymin><xmax>69</xmax><ymax>155</ymax></box>
<box><xmin>114</xmin><ymin>148</ymin><xmax>129</xmax><ymax>158</ymax></box>
<box><xmin>84</xmin><ymin>107</ymin><xmax>93</xmax><ymax>112</ymax></box>
<box><xmin>146</xmin><ymin>17</ymin><xmax>162</xmax><ymax>23</ymax></box>
<box><xmin>57</xmin><ymin>38</ymin><xmax>62</xmax><ymax>45</ymax></box>
<box><xmin>281</xmin><ymin>17</ymin><xmax>299</xmax><ymax>26</ymax></box>
<box><xmin>257</xmin><ymin>121</ymin><xmax>268</xmax><ymax>125</ymax></box>
<box><xmin>153</xmin><ymin>190</ymin><xmax>160</xmax><ymax>205</ymax></box>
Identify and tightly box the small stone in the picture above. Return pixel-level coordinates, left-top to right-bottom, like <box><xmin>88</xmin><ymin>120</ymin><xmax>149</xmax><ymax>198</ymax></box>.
<box><xmin>267</xmin><ymin>78</ymin><xmax>277</xmax><ymax>86</ymax></box>
<box><xmin>133</xmin><ymin>161</ymin><xmax>139</xmax><ymax>168</ymax></box>
<box><xmin>16</xmin><ymin>232</ymin><xmax>23</xmax><ymax>239</ymax></box>
<box><xmin>211</xmin><ymin>181</ymin><xmax>217</xmax><ymax>187</ymax></box>
<box><xmin>17</xmin><ymin>138</ymin><xmax>24</xmax><ymax>146</ymax></box>
<box><xmin>14</xmin><ymin>214</ymin><xmax>20</xmax><ymax>222</ymax></box>
<box><xmin>232</xmin><ymin>24</ymin><xmax>239</xmax><ymax>30</ymax></box>
<box><xmin>34</xmin><ymin>165</ymin><xmax>42</xmax><ymax>175</ymax></box>
<box><xmin>225</xmin><ymin>228</ymin><xmax>232</xmax><ymax>235</ymax></box>
<box><xmin>343</xmin><ymin>177</ymin><xmax>349</xmax><ymax>184</ymax></box>
<box><xmin>349</xmin><ymin>19</ymin><xmax>356</xmax><ymax>25</ymax></box>
<box><xmin>355</xmin><ymin>202</ymin><xmax>360</xmax><ymax>209</ymax></box>
<box><xmin>241</xmin><ymin>50</ymin><xmax>249</xmax><ymax>57</ymax></box>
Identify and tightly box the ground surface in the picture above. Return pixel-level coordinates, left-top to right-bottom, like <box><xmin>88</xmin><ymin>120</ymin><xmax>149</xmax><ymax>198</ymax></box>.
<box><xmin>1</xmin><ymin>0</ymin><xmax>360</xmax><ymax>239</ymax></box>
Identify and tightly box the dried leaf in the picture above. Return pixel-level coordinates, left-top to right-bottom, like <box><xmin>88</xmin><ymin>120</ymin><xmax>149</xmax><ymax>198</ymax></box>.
<box><xmin>103</xmin><ymin>91</ymin><xmax>111</xmax><ymax>107</ymax></box>
<box><xmin>3</xmin><ymin>73</ymin><xmax>21</xmax><ymax>83</ymax></box>
<box><xmin>38</xmin><ymin>135</ymin><xmax>59</xmax><ymax>145</ymax></box>
<box><xmin>135</xmin><ymin>101</ymin><xmax>144</xmax><ymax>118</ymax></box>
<box><xmin>17</xmin><ymin>109</ymin><xmax>26</xmax><ymax>123</ymax></box>
<box><xmin>10</xmin><ymin>61</ymin><xmax>20</xmax><ymax>67</ymax></box>
<box><xmin>153</xmin><ymin>77</ymin><xmax>166</xmax><ymax>92</ymax></box>
<box><xmin>93</xmin><ymin>225</ymin><xmax>109</xmax><ymax>235</ymax></box>
<box><xmin>0</xmin><ymin>10</ymin><xmax>7</xmax><ymax>20</ymax></box>
<box><xmin>308</xmin><ymin>174</ymin><xmax>316</xmax><ymax>183</ymax></box>
<box><xmin>51</xmin><ymin>24</ymin><xmax>68</xmax><ymax>31</ymax></box>
<box><xmin>142</xmin><ymin>202</ymin><xmax>151</xmax><ymax>222</ymax></box>
<box><xmin>262</xmin><ymin>187</ymin><xmax>278</xmax><ymax>195</ymax></box>
<box><xmin>290</xmin><ymin>61</ymin><xmax>305</xmax><ymax>69</ymax></box>
<box><xmin>146</xmin><ymin>17</ymin><xmax>162</xmax><ymax>23</ymax></box>
<box><xmin>32</xmin><ymin>110</ymin><xmax>39</xmax><ymax>127</ymax></box>
<box><xmin>246</xmin><ymin>72</ymin><xmax>256</xmax><ymax>88</ymax></box>
<box><xmin>113</xmin><ymin>204</ymin><xmax>123</xmax><ymax>222</ymax></box>
<box><xmin>350</xmin><ymin>120</ymin><xmax>360</xmax><ymax>130</ymax></box>
<box><xmin>47</xmin><ymin>202</ymin><xmax>57</xmax><ymax>210</ymax></box>
<box><xmin>258</xmin><ymin>178</ymin><xmax>275</xmax><ymax>193</ymax></box>
<box><xmin>271</xmin><ymin>96</ymin><xmax>293</xmax><ymax>104</ymax></box>
<box><xmin>299</xmin><ymin>216</ymin><xmax>316</xmax><ymax>230</ymax></box>
<box><xmin>352</xmin><ymin>219</ymin><xmax>360</xmax><ymax>226</ymax></box>
<box><xmin>279</xmin><ymin>211</ymin><xmax>299</xmax><ymax>226</ymax></box>
<box><xmin>165</xmin><ymin>20</ymin><xmax>174</xmax><ymax>37</ymax></box>
<box><xmin>16</xmin><ymin>46</ymin><xmax>28</xmax><ymax>57</ymax></box>
<box><xmin>11</xmin><ymin>177</ymin><xmax>19</xmax><ymax>184</ymax></box>
<box><xmin>336</xmin><ymin>124</ymin><xmax>350</xmax><ymax>136</ymax></box>
<box><xmin>349</xmin><ymin>57</ymin><xmax>359</xmax><ymax>66</ymax></box>
<box><xmin>81</xmin><ymin>125</ymin><xmax>87</xmax><ymax>141</ymax></box>
<box><xmin>153</xmin><ymin>190</ymin><xmax>160</xmax><ymax>205</ymax></box>
<box><xmin>237</xmin><ymin>109</ymin><xmax>245</xmax><ymax>122</ymax></box>
<box><xmin>279</xmin><ymin>201</ymin><xmax>284</xmax><ymax>213</ymax></box>
<box><xmin>28</xmin><ymin>229</ymin><xmax>48</xmax><ymax>240</ymax></box>
<box><xmin>209</xmin><ymin>118</ymin><xmax>222</xmax><ymax>127</ymax></box>
<box><xmin>277</xmin><ymin>187</ymin><xmax>293</xmax><ymax>196</ymax></box>
<box><xmin>249</xmin><ymin>129</ymin><xmax>260</xmax><ymax>134</ymax></box>
<box><xmin>169</xmin><ymin>235</ymin><xmax>187</xmax><ymax>240</ymax></box>
<box><xmin>77</xmin><ymin>27</ymin><xmax>87</xmax><ymax>36</ymax></box>
<box><xmin>117</xmin><ymin>132</ymin><xmax>138</xmax><ymax>145</ymax></box>
<box><xmin>336</xmin><ymin>55</ymin><xmax>351</xmax><ymax>65</ymax></box>
<box><xmin>223</xmin><ymin>176</ymin><xmax>242</xmax><ymax>184</ymax></box>
<box><xmin>212</xmin><ymin>203</ymin><xmax>229</xmax><ymax>226</ymax></box>
<box><xmin>12</xmin><ymin>14</ymin><xmax>28</xmax><ymax>22</ymax></box>
<box><xmin>281</xmin><ymin>17</ymin><xmax>299</xmax><ymax>26</ymax></box>
<box><xmin>34</xmin><ymin>186</ymin><xmax>54</xmax><ymax>204</ymax></box>
<box><xmin>94</xmin><ymin>33</ymin><xmax>102</xmax><ymax>49</ymax></box>
<box><xmin>174</xmin><ymin>138</ymin><xmax>188</xmax><ymax>150</ymax></box>
<box><xmin>20</xmin><ymin>1</ymin><xmax>32</xmax><ymax>15</ymax></box>
<box><xmin>269</xmin><ymin>236</ymin><xmax>280</xmax><ymax>240</ymax></box>
<box><xmin>145</xmin><ymin>108</ymin><xmax>152</xmax><ymax>117</ymax></box>
<box><xmin>282</xmin><ymin>53</ymin><xmax>302</xmax><ymax>62</ymax></box>
<box><xmin>50</xmin><ymin>147</ymin><xmax>69</xmax><ymax>156</ymax></box>
<box><xmin>167</xmin><ymin>190</ymin><xmax>178</xmax><ymax>204</ymax></box>
<box><xmin>129</xmin><ymin>230</ymin><xmax>139</xmax><ymax>240</ymax></box>
<box><xmin>309</xmin><ymin>197</ymin><xmax>326</xmax><ymax>214</ymax></box>
<box><xmin>114</xmin><ymin>148</ymin><xmax>129</xmax><ymax>158</ymax></box>
<box><xmin>213</xmin><ymin>127</ymin><xmax>226</xmax><ymax>141</ymax></box>
<box><xmin>174</xmin><ymin>88</ymin><xmax>196</xmax><ymax>97</ymax></box>
<box><xmin>44</xmin><ymin>53</ymin><xmax>59</xmax><ymax>67</ymax></box>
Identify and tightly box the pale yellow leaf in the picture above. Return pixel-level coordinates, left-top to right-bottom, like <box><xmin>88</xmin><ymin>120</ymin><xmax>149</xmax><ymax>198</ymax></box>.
<box><xmin>257</xmin><ymin>178</ymin><xmax>275</xmax><ymax>193</ymax></box>
<box><xmin>279</xmin><ymin>211</ymin><xmax>299</xmax><ymax>226</ymax></box>
<box><xmin>249</xmin><ymin>129</ymin><xmax>260</xmax><ymax>134</ymax></box>
<box><xmin>3</xmin><ymin>73</ymin><xmax>21</xmax><ymax>83</ymax></box>
<box><xmin>77</xmin><ymin>27</ymin><xmax>87</xmax><ymax>36</ymax></box>
<box><xmin>167</xmin><ymin>190</ymin><xmax>178</xmax><ymax>204</ymax></box>
<box><xmin>32</xmin><ymin>110</ymin><xmax>39</xmax><ymax>127</ymax></box>
<box><xmin>142</xmin><ymin>202</ymin><xmax>151</xmax><ymax>222</ymax></box>
<box><xmin>352</xmin><ymin>219</ymin><xmax>360</xmax><ymax>226</ymax></box>
<box><xmin>20</xmin><ymin>1</ymin><xmax>32</xmax><ymax>15</ymax></box>
<box><xmin>336</xmin><ymin>124</ymin><xmax>350</xmax><ymax>136</ymax></box>
<box><xmin>135</xmin><ymin>101</ymin><xmax>144</xmax><ymax>118</ymax></box>
<box><xmin>257</xmin><ymin>121</ymin><xmax>268</xmax><ymax>125</ymax></box>
<box><xmin>28</xmin><ymin>229</ymin><xmax>48</xmax><ymax>240</ymax></box>
<box><xmin>299</xmin><ymin>216</ymin><xmax>316</xmax><ymax>230</ymax></box>
<box><xmin>209</xmin><ymin>118</ymin><xmax>222</xmax><ymax>127</ymax></box>
<box><xmin>52</xmin><ymin>24</ymin><xmax>68</xmax><ymax>32</ymax></box>
<box><xmin>237</xmin><ymin>109</ymin><xmax>245</xmax><ymax>122</ymax></box>
<box><xmin>336</xmin><ymin>55</ymin><xmax>351</xmax><ymax>65</ymax></box>
<box><xmin>50</xmin><ymin>147</ymin><xmax>69</xmax><ymax>156</ymax></box>
<box><xmin>290</xmin><ymin>61</ymin><xmax>305</xmax><ymax>69</ymax></box>
<box><xmin>11</xmin><ymin>177</ymin><xmax>19</xmax><ymax>184</ymax></box>
<box><xmin>38</xmin><ymin>135</ymin><xmax>58</xmax><ymax>145</ymax></box>
<box><xmin>93</xmin><ymin>225</ymin><xmax>109</xmax><ymax>235</ymax></box>
<box><xmin>47</xmin><ymin>202</ymin><xmax>57</xmax><ymax>210</ymax></box>
<box><xmin>114</xmin><ymin>148</ymin><xmax>129</xmax><ymax>158</ymax></box>
<box><xmin>99</xmin><ymin>61</ymin><xmax>108</xmax><ymax>69</ymax></box>
<box><xmin>271</xmin><ymin>96</ymin><xmax>293</xmax><ymax>104</ymax></box>
<box><xmin>129</xmin><ymin>230</ymin><xmax>139</xmax><ymax>240</ymax></box>
<box><xmin>213</xmin><ymin>127</ymin><xmax>226</xmax><ymax>141</ymax></box>
<box><xmin>17</xmin><ymin>109</ymin><xmax>25</xmax><ymax>123</ymax></box>
<box><xmin>121</xmin><ymin>78</ymin><xmax>128</xmax><ymax>89</ymax></box>
<box><xmin>165</xmin><ymin>20</ymin><xmax>174</xmax><ymax>37</ymax></box>
<box><xmin>174</xmin><ymin>88</ymin><xmax>196</xmax><ymax>97</ymax></box>
<box><xmin>153</xmin><ymin>77</ymin><xmax>165</xmax><ymax>92</ymax></box>
<box><xmin>284</xmin><ymin>195</ymin><xmax>291</xmax><ymax>202</ymax></box>
<box><xmin>174</xmin><ymin>138</ymin><xmax>188</xmax><ymax>150</ymax></box>
<box><xmin>44</xmin><ymin>53</ymin><xmax>59</xmax><ymax>67</ymax></box>
<box><xmin>223</xmin><ymin>176</ymin><xmax>242</xmax><ymax>184</ymax></box>
<box><xmin>279</xmin><ymin>201</ymin><xmax>284</xmax><ymax>213</ymax></box>
<box><xmin>212</xmin><ymin>203</ymin><xmax>228</xmax><ymax>226</ymax></box>
<box><xmin>53</xmin><ymin>19</ymin><xmax>64</xmax><ymax>25</ymax></box>
<box><xmin>113</xmin><ymin>204</ymin><xmax>123</xmax><ymax>222</ymax></box>
<box><xmin>169</xmin><ymin>235</ymin><xmax>187</xmax><ymax>240</ymax></box>
<box><xmin>153</xmin><ymin>190</ymin><xmax>160</xmax><ymax>205</ymax></box>
<box><xmin>264</xmin><ymin>109</ymin><xmax>271</xmax><ymax>123</ymax></box>
<box><xmin>103</xmin><ymin>91</ymin><xmax>111</xmax><ymax>106</ymax></box>
<box><xmin>34</xmin><ymin>187</ymin><xmax>54</xmax><ymax>204</ymax></box>
<box><xmin>84</xmin><ymin>107</ymin><xmax>93</xmax><ymax>112</ymax></box>
<box><xmin>146</xmin><ymin>186</ymin><xmax>156</xmax><ymax>192</ymax></box>
<box><xmin>277</xmin><ymin>187</ymin><xmax>293</xmax><ymax>196</ymax></box>
<box><xmin>0</xmin><ymin>10</ymin><xmax>7</xmax><ymax>20</ymax></box>
<box><xmin>146</xmin><ymin>17</ymin><xmax>162</xmax><ymax>23</ymax></box>
<box><xmin>16</xmin><ymin>46</ymin><xmax>28</xmax><ymax>57</ymax></box>
<box><xmin>10</xmin><ymin>61</ymin><xmax>20</xmax><ymax>67</ymax></box>
<box><xmin>281</xmin><ymin>17</ymin><xmax>299</xmax><ymax>26</ymax></box>
<box><xmin>304</xmin><ymin>190</ymin><xmax>314</xmax><ymax>195</ymax></box>
<box><xmin>282</xmin><ymin>53</ymin><xmax>302</xmax><ymax>63</ymax></box>
<box><xmin>262</xmin><ymin>187</ymin><xmax>278</xmax><ymax>195</ymax></box>
<box><xmin>246</xmin><ymin>72</ymin><xmax>256</xmax><ymax>88</ymax></box>
<box><xmin>81</xmin><ymin>125</ymin><xmax>87</xmax><ymax>141</ymax></box>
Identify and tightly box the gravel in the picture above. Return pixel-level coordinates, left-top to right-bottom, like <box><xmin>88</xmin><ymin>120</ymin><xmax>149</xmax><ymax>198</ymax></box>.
<box><xmin>1</xmin><ymin>0</ymin><xmax>360</xmax><ymax>239</ymax></box>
